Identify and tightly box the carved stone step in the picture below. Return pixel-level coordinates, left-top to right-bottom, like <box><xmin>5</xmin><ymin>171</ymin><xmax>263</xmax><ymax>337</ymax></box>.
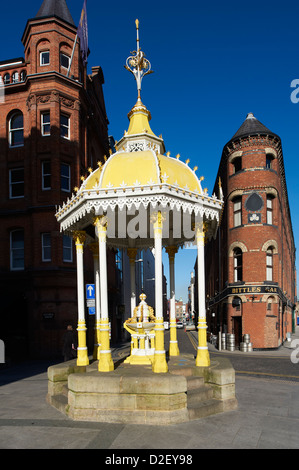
<box><xmin>186</xmin><ymin>376</ymin><xmax>205</xmax><ymax>390</ymax></box>
<box><xmin>188</xmin><ymin>398</ymin><xmax>224</xmax><ymax>420</ymax></box>
<box><xmin>187</xmin><ymin>385</ymin><xmax>214</xmax><ymax>404</ymax></box>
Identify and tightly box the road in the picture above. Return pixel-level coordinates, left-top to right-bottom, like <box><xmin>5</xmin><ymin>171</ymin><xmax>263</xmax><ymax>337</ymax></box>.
<box><xmin>165</xmin><ymin>328</ymin><xmax>299</xmax><ymax>382</ymax></box>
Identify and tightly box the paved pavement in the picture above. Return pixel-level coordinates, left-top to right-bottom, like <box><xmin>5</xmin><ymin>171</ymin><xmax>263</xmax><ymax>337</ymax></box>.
<box><xmin>0</xmin><ymin>329</ymin><xmax>299</xmax><ymax>450</ymax></box>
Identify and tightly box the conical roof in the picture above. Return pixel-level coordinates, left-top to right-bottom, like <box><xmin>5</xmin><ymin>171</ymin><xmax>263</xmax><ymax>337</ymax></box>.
<box><xmin>36</xmin><ymin>0</ymin><xmax>75</xmax><ymax>26</ymax></box>
<box><xmin>230</xmin><ymin>113</ymin><xmax>279</xmax><ymax>142</ymax></box>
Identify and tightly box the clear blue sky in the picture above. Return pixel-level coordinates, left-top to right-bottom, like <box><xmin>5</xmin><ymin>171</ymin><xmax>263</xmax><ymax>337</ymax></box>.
<box><xmin>1</xmin><ymin>0</ymin><xmax>299</xmax><ymax>302</ymax></box>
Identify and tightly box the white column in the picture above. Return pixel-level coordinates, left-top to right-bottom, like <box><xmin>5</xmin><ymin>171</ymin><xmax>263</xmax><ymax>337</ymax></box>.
<box><xmin>89</xmin><ymin>242</ymin><xmax>101</xmax><ymax>360</ymax></box>
<box><xmin>152</xmin><ymin>211</ymin><xmax>168</xmax><ymax>373</ymax></box>
<box><xmin>73</xmin><ymin>231</ymin><xmax>89</xmax><ymax>367</ymax></box>
<box><xmin>190</xmin><ymin>271</ymin><xmax>195</xmax><ymax>321</ymax></box>
<box><xmin>94</xmin><ymin>216</ymin><xmax>114</xmax><ymax>372</ymax></box>
<box><xmin>195</xmin><ymin>222</ymin><xmax>210</xmax><ymax>367</ymax></box>
<box><xmin>127</xmin><ymin>248</ymin><xmax>138</xmax><ymax>316</ymax></box>
<box><xmin>166</xmin><ymin>246</ymin><xmax>179</xmax><ymax>356</ymax></box>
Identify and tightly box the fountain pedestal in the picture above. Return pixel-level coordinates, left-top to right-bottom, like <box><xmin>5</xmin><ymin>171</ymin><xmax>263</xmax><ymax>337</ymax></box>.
<box><xmin>123</xmin><ymin>294</ymin><xmax>156</xmax><ymax>365</ymax></box>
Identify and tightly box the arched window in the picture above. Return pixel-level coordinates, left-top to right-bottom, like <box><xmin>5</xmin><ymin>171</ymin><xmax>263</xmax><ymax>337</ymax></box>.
<box><xmin>12</xmin><ymin>72</ymin><xmax>19</xmax><ymax>83</ymax></box>
<box><xmin>9</xmin><ymin>112</ymin><xmax>24</xmax><ymax>147</ymax></box>
<box><xmin>233</xmin><ymin>248</ymin><xmax>243</xmax><ymax>282</ymax></box>
<box><xmin>20</xmin><ymin>70</ymin><xmax>27</xmax><ymax>82</ymax></box>
<box><xmin>4</xmin><ymin>73</ymin><xmax>10</xmax><ymax>85</ymax></box>
<box><xmin>266</xmin><ymin>247</ymin><xmax>274</xmax><ymax>281</ymax></box>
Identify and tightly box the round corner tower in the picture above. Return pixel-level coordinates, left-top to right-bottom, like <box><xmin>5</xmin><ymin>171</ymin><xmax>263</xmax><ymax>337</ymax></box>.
<box><xmin>205</xmin><ymin>113</ymin><xmax>296</xmax><ymax>350</ymax></box>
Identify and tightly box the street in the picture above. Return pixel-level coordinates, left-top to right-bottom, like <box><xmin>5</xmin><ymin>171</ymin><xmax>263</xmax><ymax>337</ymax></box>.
<box><xmin>165</xmin><ymin>328</ymin><xmax>299</xmax><ymax>382</ymax></box>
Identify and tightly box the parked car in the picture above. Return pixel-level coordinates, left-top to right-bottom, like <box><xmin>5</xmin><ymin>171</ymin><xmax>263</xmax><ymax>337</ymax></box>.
<box><xmin>176</xmin><ymin>321</ymin><xmax>184</xmax><ymax>329</ymax></box>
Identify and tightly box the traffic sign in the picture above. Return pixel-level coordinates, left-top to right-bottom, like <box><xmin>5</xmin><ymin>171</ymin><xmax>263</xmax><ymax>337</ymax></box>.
<box><xmin>86</xmin><ymin>284</ymin><xmax>95</xmax><ymax>299</ymax></box>
<box><xmin>89</xmin><ymin>307</ymin><xmax>96</xmax><ymax>315</ymax></box>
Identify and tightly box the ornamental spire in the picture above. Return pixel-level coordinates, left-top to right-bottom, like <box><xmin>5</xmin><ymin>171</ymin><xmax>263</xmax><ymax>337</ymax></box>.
<box><xmin>125</xmin><ymin>19</ymin><xmax>153</xmax><ymax>101</ymax></box>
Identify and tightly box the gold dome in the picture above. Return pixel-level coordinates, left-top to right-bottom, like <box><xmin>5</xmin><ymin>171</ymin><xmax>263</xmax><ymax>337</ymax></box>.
<box><xmin>84</xmin><ymin>149</ymin><xmax>202</xmax><ymax>194</ymax></box>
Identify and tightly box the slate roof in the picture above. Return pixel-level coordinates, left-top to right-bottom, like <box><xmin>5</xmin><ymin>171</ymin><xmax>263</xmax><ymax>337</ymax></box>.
<box><xmin>36</xmin><ymin>0</ymin><xmax>75</xmax><ymax>26</ymax></box>
<box><xmin>230</xmin><ymin>113</ymin><xmax>279</xmax><ymax>142</ymax></box>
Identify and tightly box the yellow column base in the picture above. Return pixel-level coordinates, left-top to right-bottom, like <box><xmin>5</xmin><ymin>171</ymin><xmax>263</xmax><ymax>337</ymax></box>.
<box><xmin>169</xmin><ymin>341</ymin><xmax>180</xmax><ymax>356</ymax></box>
<box><xmin>77</xmin><ymin>321</ymin><xmax>89</xmax><ymax>367</ymax></box>
<box><xmin>93</xmin><ymin>321</ymin><xmax>101</xmax><ymax>360</ymax></box>
<box><xmin>169</xmin><ymin>321</ymin><xmax>180</xmax><ymax>356</ymax></box>
<box><xmin>124</xmin><ymin>354</ymin><xmax>153</xmax><ymax>365</ymax></box>
<box><xmin>98</xmin><ymin>321</ymin><xmax>114</xmax><ymax>372</ymax></box>
<box><xmin>152</xmin><ymin>319</ymin><xmax>168</xmax><ymax>373</ymax></box>
<box><xmin>195</xmin><ymin>319</ymin><xmax>210</xmax><ymax>367</ymax></box>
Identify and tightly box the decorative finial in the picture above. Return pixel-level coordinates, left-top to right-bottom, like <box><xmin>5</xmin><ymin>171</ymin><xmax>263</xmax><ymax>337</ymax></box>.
<box><xmin>124</xmin><ymin>19</ymin><xmax>153</xmax><ymax>100</ymax></box>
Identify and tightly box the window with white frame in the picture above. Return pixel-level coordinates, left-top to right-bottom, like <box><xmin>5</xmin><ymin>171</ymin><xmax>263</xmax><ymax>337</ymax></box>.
<box><xmin>61</xmin><ymin>163</ymin><xmax>70</xmax><ymax>192</ymax></box>
<box><xmin>42</xmin><ymin>161</ymin><xmax>51</xmax><ymax>190</ymax></box>
<box><xmin>10</xmin><ymin>229</ymin><xmax>24</xmax><ymax>270</ymax></box>
<box><xmin>60</xmin><ymin>114</ymin><xmax>70</xmax><ymax>139</ymax></box>
<box><xmin>42</xmin><ymin>233</ymin><xmax>51</xmax><ymax>262</ymax></box>
<box><xmin>20</xmin><ymin>70</ymin><xmax>26</xmax><ymax>82</ymax></box>
<box><xmin>12</xmin><ymin>72</ymin><xmax>19</xmax><ymax>83</ymax></box>
<box><xmin>9</xmin><ymin>168</ymin><xmax>24</xmax><ymax>198</ymax></box>
<box><xmin>9</xmin><ymin>112</ymin><xmax>24</xmax><ymax>147</ymax></box>
<box><xmin>40</xmin><ymin>51</ymin><xmax>50</xmax><ymax>66</ymax></box>
<box><xmin>3</xmin><ymin>73</ymin><xmax>10</xmax><ymax>84</ymax></box>
<box><xmin>60</xmin><ymin>53</ymin><xmax>70</xmax><ymax>70</ymax></box>
<box><xmin>267</xmin><ymin>196</ymin><xmax>273</xmax><ymax>225</ymax></box>
<box><xmin>41</xmin><ymin>112</ymin><xmax>50</xmax><ymax>136</ymax></box>
<box><xmin>233</xmin><ymin>248</ymin><xmax>243</xmax><ymax>282</ymax></box>
<box><xmin>266</xmin><ymin>247</ymin><xmax>274</xmax><ymax>281</ymax></box>
<box><xmin>233</xmin><ymin>197</ymin><xmax>242</xmax><ymax>227</ymax></box>
<box><xmin>63</xmin><ymin>235</ymin><xmax>73</xmax><ymax>262</ymax></box>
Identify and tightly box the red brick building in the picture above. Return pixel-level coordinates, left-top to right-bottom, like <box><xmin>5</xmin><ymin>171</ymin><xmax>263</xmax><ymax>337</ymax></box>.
<box><xmin>0</xmin><ymin>0</ymin><xmax>112</xmax><ymax>359</ymax></box>
<box><xmin>204</xmin><ymin>113</ymin><xmax>297</xmax><ymax>349</ymax></box>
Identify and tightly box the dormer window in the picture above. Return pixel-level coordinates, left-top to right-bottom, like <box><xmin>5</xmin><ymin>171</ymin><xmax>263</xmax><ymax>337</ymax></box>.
<box><xmin>40</xmin><ymin>51</ymin><xmax>50</xmax><ymax>66</ymax></box>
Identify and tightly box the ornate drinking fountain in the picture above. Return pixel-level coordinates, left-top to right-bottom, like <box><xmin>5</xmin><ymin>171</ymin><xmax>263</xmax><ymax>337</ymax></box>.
<box><xmin>124</xmin><ymin>293</ymin><xmax>156</xmax><ymax>365</ymax></box>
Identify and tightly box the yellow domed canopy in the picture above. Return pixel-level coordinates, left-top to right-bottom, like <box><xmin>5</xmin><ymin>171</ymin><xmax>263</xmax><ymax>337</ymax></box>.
<box><xmin>85</xmin><ymin>149</ymin><xmax>203</xmax><ymax>194</ymax></box>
